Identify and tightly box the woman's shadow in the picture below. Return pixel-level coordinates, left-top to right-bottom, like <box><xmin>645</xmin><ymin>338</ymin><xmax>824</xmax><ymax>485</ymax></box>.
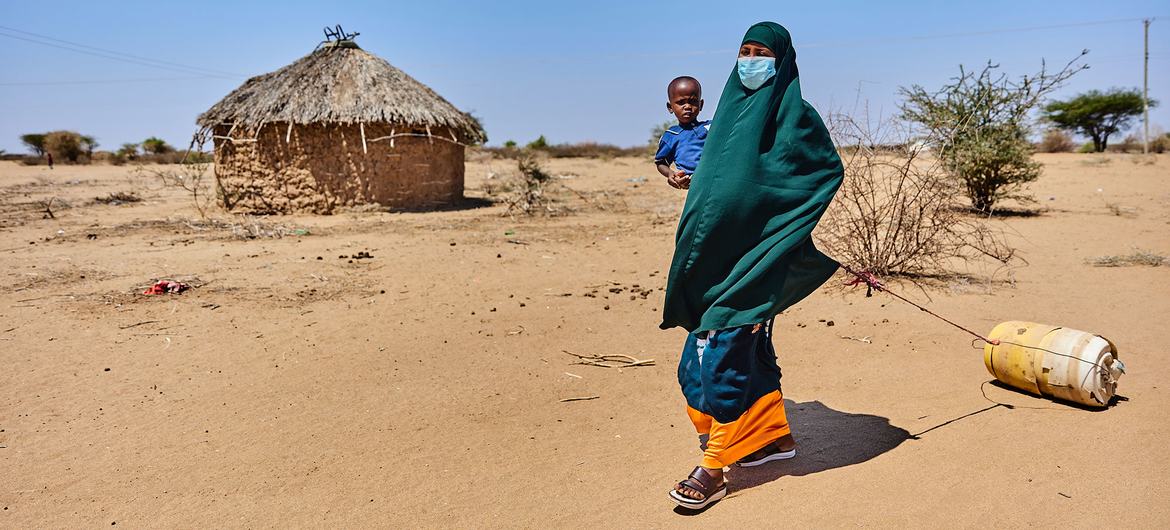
<box><xmin>729</xmin><ymin>399</ymin><xmax>909</xmax><ymax>491</ymax></box>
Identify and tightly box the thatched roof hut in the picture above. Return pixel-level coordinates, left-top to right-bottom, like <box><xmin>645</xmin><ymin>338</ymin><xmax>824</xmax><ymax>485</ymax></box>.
<box><xmin>198</xmin><ymin>38</ymin><xmax>485</xmax><ymax>214</ymax></box>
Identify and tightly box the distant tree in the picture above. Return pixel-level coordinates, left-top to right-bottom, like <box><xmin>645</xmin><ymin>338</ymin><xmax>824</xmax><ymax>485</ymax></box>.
<box><xmin>1043</xmin><ymin>88</ymin><xmax>1156</xmax><ymax>152</ymax></box>
<box><xmin>43</xmin><ymin>131</ymin><xmax>84</xmax><ymax>163</ymax></box>
<box><xmin>526</xmin><ymin>135</ymin><xmax>549</xmax><ymax>150</ymax></box>
<box><xmin>117</xmin><ymin>143</ymin><xmax>140</xmax><ymax>159</ymax></box>
<box><xmin>20</xmin><ymin>133</ymin><xmax>47</xmax><ymax>156</ymax></box>
<box><xmin>649</xmin><ymin>121</ymin><xmax>673</xmax><ymax>146</ymax></box>
<box><xmin>503</xmin><ymin>140</ymin><xmax>517</xmax><ymax>149</ymax></box>
<box><xmin>142</xmin><ymin>136</ymin><xmax>173</xmax><ymax>155</ymax></box>
<box><xmin>80</xmin><ymin>135</ymin><xmax>98</xmax><ymax>158</ymax></box>
<box><xmin>900</xmin><ymin>54</ymin><xmax>1085</xmax><ymax>212</ymax></box>
<box><xmin>465</xmin><ymin>111</ymin><xmax>487</xmax><ymax>145</ymax></box>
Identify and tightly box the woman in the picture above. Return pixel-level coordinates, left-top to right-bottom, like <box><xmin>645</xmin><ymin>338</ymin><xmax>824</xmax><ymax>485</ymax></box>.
<box><xmin>662</xmin><ymin>21</ymin><xmax>844</xmax><ymax>510</ymax></box>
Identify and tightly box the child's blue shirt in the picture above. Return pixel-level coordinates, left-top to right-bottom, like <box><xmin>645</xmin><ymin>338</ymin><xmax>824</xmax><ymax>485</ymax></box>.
<box><xmin>654</xmin><ymin>120</ymin><xmax>711</xmax><ymax>175</ymax></box>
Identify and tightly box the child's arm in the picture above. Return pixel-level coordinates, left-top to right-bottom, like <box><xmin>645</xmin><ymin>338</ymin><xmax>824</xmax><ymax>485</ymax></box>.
<box><xmin>654</xmin><ymin>134</ymin><xmax>687</xmax><ymax>189</ymax></box>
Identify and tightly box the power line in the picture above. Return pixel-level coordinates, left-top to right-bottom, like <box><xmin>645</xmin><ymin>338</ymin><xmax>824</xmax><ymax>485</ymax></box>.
<box><xmin>0</xmin><ymin>76</ymin><xmax>231</xmax><ymax>87</ymax></box>
<box><xmin>0</xmin><ymin>26</ymin><xmax>241</xmax><ymax>79</ymax></box>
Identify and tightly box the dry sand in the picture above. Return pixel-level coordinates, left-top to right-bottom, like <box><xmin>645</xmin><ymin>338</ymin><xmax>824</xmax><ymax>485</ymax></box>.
<box><xmin>1</xmin><ymin>153</ymin><xmax>1168</xmax><ymax>527</ymax></box>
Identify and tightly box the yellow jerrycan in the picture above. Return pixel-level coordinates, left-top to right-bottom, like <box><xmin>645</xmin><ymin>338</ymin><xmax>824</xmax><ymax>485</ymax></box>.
<box><xmin>984</xmin><ymin>321</ymin><xmax>1124</xmax><ymax>407</ymax></box>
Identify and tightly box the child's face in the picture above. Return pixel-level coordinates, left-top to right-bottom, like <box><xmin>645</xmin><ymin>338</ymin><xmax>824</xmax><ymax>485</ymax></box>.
<box><xmin>667</xmin><ymin>82</ymin><xmax>703</xmax><ymax>124</ymax></box>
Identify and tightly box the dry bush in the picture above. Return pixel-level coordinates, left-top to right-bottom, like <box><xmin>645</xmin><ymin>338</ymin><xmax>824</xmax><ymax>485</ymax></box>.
<box><xmin>94</xmin><ymin>191</ymin><xmax>142</xmax><ymax>205</ymax></box>
<box><xmin>502</xmin><ymin>153</ymin><xmax>562</xmax><ymax>216</ymax></box>
<box><xmin>1108</xmin><ymin>133</ymin><xmax>1144</xmax><ymax>153</ymax></box>
<box><xmin>816</xmin><ymin>115</ymin><xmax>1017</xmax><ymax>279</ymax></box>
<box><xmin>1037</xmin><ymin>129</ymin><xmax>1077</xmax><ymax>152</ymax></box>
<box><xmin>135</xmin><ymin>132</ymin><xmax>216</xmax><ymax>218</ymax></box>
<box><xmin>1086</xmin><ymin>249</ymin><xmax>1166</xmax><ymax>267</ymax></box>
<box><xmin>482</xmin><ymin>142</ymin><xmax>648</xmax><ymax>160</ymax></box>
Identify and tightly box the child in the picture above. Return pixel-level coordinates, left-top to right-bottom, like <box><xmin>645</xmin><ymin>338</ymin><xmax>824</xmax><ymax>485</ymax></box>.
<box><xmin>655</xmin><ymin>76</ymin><xmax>709</xmax><ymax>190</ymax></box>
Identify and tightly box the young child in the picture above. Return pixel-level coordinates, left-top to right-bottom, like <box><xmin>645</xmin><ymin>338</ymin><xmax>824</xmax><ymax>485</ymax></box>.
<box><xmin>655</xmin><ymin>76</ymin><xmax>709</xmax><ymax>190</ymax></box>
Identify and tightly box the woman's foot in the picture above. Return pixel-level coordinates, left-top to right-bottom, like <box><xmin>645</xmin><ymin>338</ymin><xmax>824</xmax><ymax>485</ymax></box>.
<box><xmin>736</xmin><ymin>434</ymin><xmax>797</xmax><ymax>467</ymax></box>
<box><xmin>670</xmin><ymin>466</ymin><xmax>727</xmax><ymax>509</ymax></box>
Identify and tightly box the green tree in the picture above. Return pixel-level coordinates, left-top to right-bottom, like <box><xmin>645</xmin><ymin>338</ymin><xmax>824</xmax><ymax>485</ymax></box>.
<box><xmin>503</xmin><ymin>140</ymin><xmax>517</xmax><ymax>149</ymax></box>
<box><xmin>117</xmin><ymin>143</ymin><xmax>140</xmax><ymax>159</ymax></box>
<box><xmin>526</xmin><ymin>135</ymin><xmax>549</xmax><ymax>150</ymax></box>
<box><xmin>900</xmin><ymin>55</ymin><xmax>1085</xmax><ymax>212</ymax></box>
<box><xmin>142</xmin><ymin>136</ymin><xmax>173</xmax><ymax>154</ymax></box>
<box><xmin>1043</xmin><ymin>88</ymin><xmax>1156</xmax><ymax>152</ymax></box>
<box><xmin>80</xmin><ymin>135</ymin><xmax>98</xmax><ymax>158</ymax></box>
<box><xmin>20</xmin><ymin>133</ymin><xmax>47</xmax><ymax>156</ymax></box>
<box><xmin>649</xmin><ymin>121</ymin><xmax>673</xmax><ymax>146</ymax></box>
<box><xmin>43</xmin><ymin>131</ymin><xmax>84</xmax><ymax>163</ymax></box>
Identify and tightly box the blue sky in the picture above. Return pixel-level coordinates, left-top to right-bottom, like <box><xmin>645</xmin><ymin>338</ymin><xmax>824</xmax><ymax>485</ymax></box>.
<box><xmin>1</xmin><ymin>1</ymin><xmax>1166</xmax><ymax>153</ymax></box>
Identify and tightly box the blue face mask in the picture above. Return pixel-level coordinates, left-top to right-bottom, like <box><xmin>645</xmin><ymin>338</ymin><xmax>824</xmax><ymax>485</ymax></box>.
<box><xmin>737</xmin><ymin>57</ymin><xmax>776</xmax><ymax>90</ymax></box>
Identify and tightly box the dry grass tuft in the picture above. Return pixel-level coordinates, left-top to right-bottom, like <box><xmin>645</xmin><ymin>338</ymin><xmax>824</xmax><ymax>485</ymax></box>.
<box><xmin>1086</xmin><ymin>250</ymin><xmax>1166</xmax><ymax>267</ymax></box>
<box><xmin>93</xmin><ymin>192</ymin><xmax>142</xmax><ymax>205</ymax></box>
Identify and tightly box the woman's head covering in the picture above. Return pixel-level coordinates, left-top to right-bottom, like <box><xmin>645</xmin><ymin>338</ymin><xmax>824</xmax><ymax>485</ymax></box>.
<box><xmin>661</xmin><ymin>21</ymin><xmax>844</xmax><ymax>332</ymax></box>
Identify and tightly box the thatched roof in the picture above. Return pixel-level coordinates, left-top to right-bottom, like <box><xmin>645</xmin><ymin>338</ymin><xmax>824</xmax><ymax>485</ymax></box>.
<box><xmin>197</xmin><ymin>42</ymin><xmax>485</xmax><ymax>143</ymax></box>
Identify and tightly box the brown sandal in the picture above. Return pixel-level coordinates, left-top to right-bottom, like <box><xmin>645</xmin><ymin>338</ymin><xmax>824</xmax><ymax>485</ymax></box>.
<box><xmin>669</xmin><ymin>466</ymin><xmax>728</xmax><ymax>509</ymax></box>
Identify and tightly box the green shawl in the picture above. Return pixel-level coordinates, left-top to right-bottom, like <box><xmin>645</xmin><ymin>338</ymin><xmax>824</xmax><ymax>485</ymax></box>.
<box><xmin>661</xmin><ymin>22</ymin><xmax>843</xmax><ymax>332</ymax></box>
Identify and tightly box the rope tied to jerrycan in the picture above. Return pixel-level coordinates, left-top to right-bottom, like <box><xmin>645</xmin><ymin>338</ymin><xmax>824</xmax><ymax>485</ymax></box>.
<box><xmin>838</xmin><ymin>264</ymin><xmax>1123</xmax><ymax>385</ymax></box>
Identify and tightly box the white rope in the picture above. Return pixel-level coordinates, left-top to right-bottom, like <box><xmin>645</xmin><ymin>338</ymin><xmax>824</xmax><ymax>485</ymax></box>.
<box><xmin>365</xmin><ymin>132</ymin><xmax>470</xmax><ymax>147</ymax></box>
<box><xmin>360</xmin><ymin>122</ymin><xmax>368</xmax><ymax>154</ymax></box>
<box><xmin>211</xmin><ymin>135</ymin><xmax>258</xmax><ymax>143</ymax></box>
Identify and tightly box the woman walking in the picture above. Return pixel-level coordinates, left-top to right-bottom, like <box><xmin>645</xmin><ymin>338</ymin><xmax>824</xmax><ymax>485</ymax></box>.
<box><xmin>662</xmin><ymin>21</ymin><xmax>844</xmax><ymax>510</ymax></box>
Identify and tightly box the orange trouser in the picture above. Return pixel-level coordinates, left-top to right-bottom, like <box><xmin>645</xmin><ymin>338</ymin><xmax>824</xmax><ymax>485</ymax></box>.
<box><xmin>687</xmin><ymin>389</ymin><xmax>790</xmax><ymax>468</ymax></box>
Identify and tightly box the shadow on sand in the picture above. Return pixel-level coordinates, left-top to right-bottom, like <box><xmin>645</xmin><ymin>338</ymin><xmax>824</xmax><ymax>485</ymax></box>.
<box><xmin>674</xmin><ymin>399</ymin><xmax>908</xmax><ymax>514</ymax></box>
<box><xmin>731</xmin><ymin>400</ymin><xmax>910</xmax><ymax>490</ymax></box>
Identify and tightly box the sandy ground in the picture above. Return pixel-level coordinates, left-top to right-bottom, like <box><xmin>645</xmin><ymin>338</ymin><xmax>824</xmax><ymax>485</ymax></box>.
<box><xmin>1</xmin><ymin>153</ymin><xmax>1168</xmax><ymax>527</ymax></box>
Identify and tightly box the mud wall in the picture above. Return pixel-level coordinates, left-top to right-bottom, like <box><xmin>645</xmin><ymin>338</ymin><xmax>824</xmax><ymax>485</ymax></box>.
<box><xmin>213</xmin><ymin>122</ymin><xmax>464</xmax><ymax>214</ymax></box>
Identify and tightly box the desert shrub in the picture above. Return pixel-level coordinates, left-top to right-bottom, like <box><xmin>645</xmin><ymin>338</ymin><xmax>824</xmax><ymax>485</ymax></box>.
<box><xmin>43</xmin><ymin>130</ymin><xmax>86</xmax><ymax>163</ymax></box>
<box><xmin>1077</xmin><ymin>141</ymin><xmax>1097</xmax><ymax>153</ymax></box>
<box><xmin>91</xmin><ymin>151</ymin><xmax>124</xmax><ymax>165</ymax></box>
<box><xmin>483</xmin><ymin>142</ymin><xmax>647</xmax><ymax>159</ymax></box>
<box><xmin>94</xmin><ymin>191</ymin><xmax>142</xmax><ymax>204</ymax></box>
<box><xmin>1037</xmin><ymin>129</ymin><xmax>1076</xmax><ymax>153</ymax></box>
<box><xmin>544</xmin><ymin>142</ymin><xmax>648</xmax><ymax>158</ymax></box>
<box><xmin>503</xmin><ymin>153</ymin><xmax>559</xmax><ymax>216</ymax></box>
<box><xmin>1086</xmin><ymin>250</ymin><xmax>1166</xmax><ymax>267</ymax></box>
<box><xmin>503</xmin><ymin>140</ymin><xmax>517</xmax><ymax>148</ymax></box>
<box><xmin>1151</xmin><ymin>132</ymin><xmax>1169</xmax><ymax>154</ymax></box>
<box><xmin>135</xmin><ymin>132</ymin><xmax>215</xmax><ymax>218</ymax></box>
<box><xmin>526</xmin><ymin>135</ymin><xmax>549</xmax><ymax>150</ymax></box>
<box><xmin>1108</xmin><ymin>133</ymin><xmax>1143</xmax><ymax>153</ymax></box>
<box><xmin>816</xmin><ymin>115</ymin><xmax>1017</xmax><ymax>278</ymax></box>
<box><xmin>899</xmin><ymin>54</ymin><xmax>1085</xmax><ymax>212</ymax></box>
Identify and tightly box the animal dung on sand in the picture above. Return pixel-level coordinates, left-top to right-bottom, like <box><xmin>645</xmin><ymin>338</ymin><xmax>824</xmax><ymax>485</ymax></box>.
<box><xmin>983</xmin><ymin>321</ymin><xmax>1125</xmax><ymax>408</ymax></box>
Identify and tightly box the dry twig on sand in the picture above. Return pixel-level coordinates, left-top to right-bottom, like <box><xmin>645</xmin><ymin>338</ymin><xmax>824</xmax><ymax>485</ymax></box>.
<box><xmin>563</xmin><ymin>350</ymin><xmax>655</xmax><ymax>368</ymax></box>
<box><xmin>559</xmin><ymin>396</ymin><xmax>600</xmax><ymax>403</ymax></box>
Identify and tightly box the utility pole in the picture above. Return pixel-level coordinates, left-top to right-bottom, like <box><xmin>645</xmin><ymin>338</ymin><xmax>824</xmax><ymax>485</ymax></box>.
<box><xmin>1143</xmin><ymin>19</ymin><xmax>1150</xmax><ymax>154</ymax></box>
